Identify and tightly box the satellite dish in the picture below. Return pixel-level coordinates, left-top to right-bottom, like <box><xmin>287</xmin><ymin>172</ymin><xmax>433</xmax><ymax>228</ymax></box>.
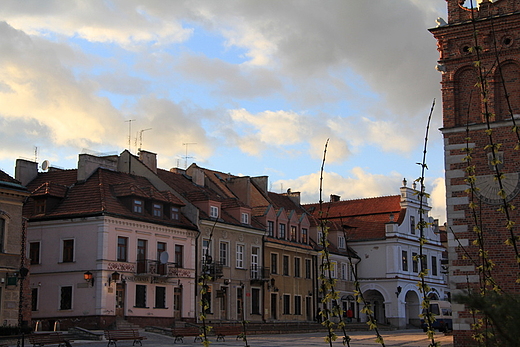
<box><xmin>159</xmin><ymin>251</ymin><xmax>169</xmax><ymax>264</ymax></box>
<box><xmin>41</xmin><ymin>160</ymin><xmax>50</xmax><ymax>171</ymax></box>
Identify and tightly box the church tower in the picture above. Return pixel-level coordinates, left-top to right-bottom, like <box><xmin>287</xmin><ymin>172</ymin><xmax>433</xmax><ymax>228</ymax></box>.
<box><xmin>430</xmin><ymin>1</ymin><xmax>520</xmax><ymax>345</ymax></box>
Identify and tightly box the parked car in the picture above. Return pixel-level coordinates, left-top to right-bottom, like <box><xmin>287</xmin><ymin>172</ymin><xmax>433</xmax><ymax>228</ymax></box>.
<box><xmin>421</xmin><ymin>300</ymin><xmax>452</xmax><ymax>332</ymax></box>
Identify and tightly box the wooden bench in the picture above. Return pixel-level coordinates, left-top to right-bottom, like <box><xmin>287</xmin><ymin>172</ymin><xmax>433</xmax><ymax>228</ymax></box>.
<box><xmin>29</xmin><ymin>332</ymin><xmax>71</xmax><ymax>347</ymax></box>
<box><xmin>104</xmin><ymin>329</ymin><xmax>146</xmax><ymax>347</ymax></box>
<box><xmin>213</xmin><ymin>325</ymin><xmax>244</xmax><ymax>342</ymax></box>
<box><xmin>171</xmin><ymin>326</ymin><xmax>202</xmax><ymax>343</ymax></box>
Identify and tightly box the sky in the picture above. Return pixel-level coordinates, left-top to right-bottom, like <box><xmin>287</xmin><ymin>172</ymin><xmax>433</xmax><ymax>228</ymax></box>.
<box><xmin>0</xmin><ymin>0</ymin><xmax>451</xmax><ymax>223</ymax></box>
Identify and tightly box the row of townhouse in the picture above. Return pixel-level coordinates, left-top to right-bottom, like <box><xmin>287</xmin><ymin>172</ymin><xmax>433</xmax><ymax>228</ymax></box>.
<box><xmin>4</xmin><ymin>150</ymin><xmax>447</xmax><ymax>330</ymax></box>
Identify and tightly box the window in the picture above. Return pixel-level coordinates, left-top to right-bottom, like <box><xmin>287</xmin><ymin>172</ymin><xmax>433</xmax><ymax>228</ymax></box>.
<box><xmin>157</xmin><ymin>242</ymin><xmax>167</xmax><ymax>275</ymax></box>
<box><xmin>62</xmin><ymin>239</ymin><xmax>74</xmax><ymax>263</ymax></box>
<box><xmin>305</xmin><ymin>259</ymin><xmax>312</xmax><ymax>279</ymax></box>
<box><xmin>34</xmin><ymin>199</ymin><xmax>45</xmax><ymax>214</ymax></box>
<box><xmin>236</xmin><ymin>244</ymin><xmax>244</xmax><ymax>268</ymax></box>
<box><xmin>202</xmin><ymin>239</ymin><xmax>212</xmax><ymax>262</ymax></box>
<box><xmin>137</xmin><ymin>239</ymin><xmax>147</xmax><ymax>273</ymax></box>
<box><xmin>271</xmin><ymin>253</ymin><xmax>278</xmax><ymax>274</ymax></box>
<box><xmin>302</xmin><ymin>228</ymin><xmax>308</xmax><ymax>243</ymax></box>
<box><xmin>410</xmin><ymin>216</ymin><xmax>416</xmax><ymax>234</ymax></box>
<box><xmin>290</xmin><ymin>226</ymin><xmax>297</xmax><ymax>241</ymax></box>
<box><xmin>283</xmin><ymin>294</ymin><xmax>290</xmax><ymax>314</ymax></box>
<box><xmin>267</xmin><ymin>221</ymin><xmax>274</xmax><ymax>237</ymax></box>
<box><xmin>31</xmin><ymin>287</ymin><xmax>38</xmax><ymax>311</ymax></box>
<box><xmin>279</xmin><ymin>224</ymin><xmax>286</xmax><ymax>239</ymax></box>
<box><xmin>171</xmin><ymin>207</ymin><xmax>180</xmax><ymax>220</ymax></box>
<box><xmin>341</xmin><ymin>263</ymin><xmax>348</xmax><ymax>280</ymax></box>
<box><xmin>421</xmin><ymin>254</ymin><xmax>427</xmax><ymax>272</ymax></box>
<box><xmin>135</xmin><ymin>285</ymin><xmax>147</xmax><ymax>308</ymax></box>
<box><xmin>133</xmin><ymin>199</ymin><xmax>143</xmax><ymax>213</ymax></box>
<box><xmin>153</xmin><ymin>203</ymin><xmax>162</xmax><ymax>217</ymax></box>
<box><xmin>60</xmin><ymin>286</ymin><xmax>72</xmax><ymax>310</ymax></box>
<box><xmin>210</xmin><ymin>206</ymin><xmax>219</xmax><ymax>218</ymax></box>
<box><xmin>317</xmin><ymin>230</ymin><xmax>323</xmax><ymax>243</ymax></box>
<box><xmin>0</xmin><ymin>219</ymin><xmax>4</xmax><ymax>252</ymax></box>
<box><xmin>251</xmin><ymin>247</ymin><xmax>260</xmax><ymax>278</ymax></box>
<box><xmin>155</xmin><ymin>287</ymin><xmax>166</xmax><ymax>308</ymax></box>
<box><xmin>29</xmin><ymin>242</ymin><xmax>40</xmax><ymax>265</ymax></box>
<box><xmin>412</xmin><ymin>252</ymin><xmax>418</xmax><ymax>273</ymax></box>
<box><xmin>202</xmin><ymin>285</ymin><xmax>212</xmax><ymax>313</ymax></box>
<box><xmin>294</xmin><ymin>295</ymin><xmax>302</xmax><ymax>315</ymax></box>
<box><xmin>219</xmin><ymin>242</ymin><xmax>228</xmax><ymax>266</ymax></box>
<box><xmin>331</xmin><ymin>261</ymin><xmax>337</xmax><ymax>278</ymax></box>
<box><xmin>338</xmin><ymin>235</ymin><xmax>346</xmax><ymax>249</ymax></box>
<box><xmin>251</xmin><ymin>288</ymin><xmax>260</xmax><ymax>314</ymax></box>
<box><xmin>402</xmin><ymin>251</ymin><xmax>408</xmax><ymax>272</ymax></box>
<box><xmin>241</xmin><ymin>213</ymin><xmax>249</xmax><ymax>224</ymax></box>
<box><xmin>283</xmin><ymin>255</ymin><xmax>289</xmax><ymax>276</ymax></box>
<box><xmin>294</xmin><ymin>257</ymin><xmax>301</xmax><ymax>277</ymax></box>
<box><xmin>117</xmin><ymin>237</ymin><xmax>128</xmax><ymax>262</ymax></box>
<box><xmin>174</xmin><ymin>245</ymin><xmax>183</xmax><ymax>268</ymax></box>
<box><xmin>432</xmin><ymin>256</ymin><xmax>438</xmax><ymax>276</ymax></box>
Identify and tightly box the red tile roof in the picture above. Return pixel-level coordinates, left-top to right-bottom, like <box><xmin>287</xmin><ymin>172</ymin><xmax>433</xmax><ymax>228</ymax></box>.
<box><xmin>305</xmin><ymin>195</ymin><xmax>405</xmax><ymax>241</ymax></box>
<box><xmin>24</xmin><ymin>168</ymin><xmax>196</xmax><ymax>230</ymax></box>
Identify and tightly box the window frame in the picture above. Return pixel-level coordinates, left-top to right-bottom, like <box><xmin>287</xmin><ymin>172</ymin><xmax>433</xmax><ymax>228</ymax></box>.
<box><xmin>29</xmin><ymin>241</ymin><xmax>41</xmax><ymax>265</ymax></box>
<box><xmin>155</xmin><ymin>286</ymin><xmax>166</xmax><ymax>309</ymax></box>
<box><xmin>135</xmin><ymin>284</ymin><xmax>147</xmax><ymax>308</ymax></box>
<box><xmin>61</xmin><ymin>239</ymin><xmax>74</xmax><ymax>263</ymax></box>
<box><xmin>271</xmin><ymin>253</ymin><xmax>278</xmax><ymax>275</ymax></box>
<box><xmin>402</xmin><ymin>250</ymin><xmax>408</xmax><ymax>272</ymax></box>
<box><xmin>219</xmin><ymin>241</ymin><xmax>229</xmax><ymax>266</ymax></box>
<box><xmin>133</xmin><ymin>199</ymin><xmax>144</xmax><ymax>214</ymax></box>
<box><xmin>153</xmin><ymin>203</ymin><xmax>162</xmax><ymax>217</ymax></box>
<box><xmin>294</xmin><ymin>257</ymin><xmax>301</xmax><ymax>278</ymax></box>
<box><xmin>210</xmin><ymin>206</ymin><xmax>219</xmax><ymax>218</ymax></box>
<box><xmin>117</xmin><ymin>236</ymin><xmax>128</xmax><ymax>262</ymax></box>
<box><xmin>283</xmin><ymin>294</ymin><xmax>291</xmax><ymax>315</ymax></box>
<box><xmin>59</xmin><ymin>286</ymin><xmax>73</xmax><ymax>310</ymax></box>
<box><xmin>236</xmin><ymin>244</ymin><xmax>244</xmax><ymax>269</ymax></box>
<box><xmin>241</xmin><ymin>213</ymin><xmax>249</xmax><ymax>224</ymax></box>
<box><xmin>283</xmin><ymin>255</ymin><xmax>289</xmax><ymax>276</ymax></box>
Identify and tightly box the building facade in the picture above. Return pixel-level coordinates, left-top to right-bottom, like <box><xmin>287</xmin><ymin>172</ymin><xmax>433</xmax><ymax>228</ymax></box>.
<box><xmin>305</xmin><ymin>183</ymin><xmax>448</xmax><ymax>328</ymax></box>
<box><xmin>17</xmin><ymin>154</ymin><xmax>198</xmax><ymax>330</ymax></box>
<box><xmin>0</xmin><ymin>170</ymin><xmax>30</xmax><ymax>327</ymax></box>
<box><xmin>430</xmin><ymin>1</ymin><xmax>520</xmax><ymax>345</ymax></box>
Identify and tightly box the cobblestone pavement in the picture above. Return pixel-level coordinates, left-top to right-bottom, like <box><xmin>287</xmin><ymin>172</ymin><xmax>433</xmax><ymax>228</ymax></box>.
<box><xmin>10</xmin><ymin>329</ymin><xmax>453</xmax><ymax>347</ymax></box>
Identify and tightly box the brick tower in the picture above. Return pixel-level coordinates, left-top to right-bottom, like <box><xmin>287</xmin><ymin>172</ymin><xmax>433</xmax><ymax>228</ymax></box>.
<box><xmin>430</xmin><ymin>0</ymin><xmax>520</xmax><ymax>346</ymax></box>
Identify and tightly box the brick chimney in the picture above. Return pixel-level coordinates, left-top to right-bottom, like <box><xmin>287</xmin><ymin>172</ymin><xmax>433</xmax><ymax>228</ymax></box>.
<box><xmin>138</xmin><ymin>150</ymin><xmax>157</xmax><ymax>174</ymax></box>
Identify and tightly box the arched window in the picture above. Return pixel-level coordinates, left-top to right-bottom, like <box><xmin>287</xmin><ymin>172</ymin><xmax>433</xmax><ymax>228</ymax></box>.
<box><xmin>454</xmin><ymin>66</ymin><xmax>481</xmax><ymax>126</ymax></box>
<box><xmin>494</xmin><ymin>61</ymin><xmax>520</xmax><ymax>120</ymax></box>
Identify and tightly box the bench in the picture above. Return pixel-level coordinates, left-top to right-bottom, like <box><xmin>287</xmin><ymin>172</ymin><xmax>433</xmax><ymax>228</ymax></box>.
<box><xmin>104</xmin><ymin>329</ymin><xmax>146</xmax><ymax>347</ymax></box>
<box><xmin>213</xmin><ymin>325</ymin><xmax>244</xmax><ymax>342</ymax></box>
<box><xmin>171</xmin><ymin>326</ymin><xmax>202</xmax><ymax>343</ymax></box>
<box><xmin>29</xmin><ymin>332</ymin><xmax>71</xmax><ymax>347</ymax></box>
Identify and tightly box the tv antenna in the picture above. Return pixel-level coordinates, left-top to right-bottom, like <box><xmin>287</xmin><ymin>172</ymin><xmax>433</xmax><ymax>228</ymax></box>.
<box><xmin>137</xmin><ymin>128</ymin><xmax>152</xmax><ymax>151</ymax></box>
<box><xmin>125</xmin><ymin>119</ymin><xmax>136</xmax><ymax>152</ymax></box>
<box><xmin>182</xmin><ymin>142</ymin><xmax>197</xmax><ymax>169</ymax></box>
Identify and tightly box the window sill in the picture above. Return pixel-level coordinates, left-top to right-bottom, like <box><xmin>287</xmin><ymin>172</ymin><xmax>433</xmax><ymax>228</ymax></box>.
<box><xmin>133</xmin><ymin>306</ymin><xmax>149</xmax><ymax>309</ymax></box>
<box><xmin>153</xmin><ymin>307</ymin><xmax>168</xmax><ymax>309</ymax></box>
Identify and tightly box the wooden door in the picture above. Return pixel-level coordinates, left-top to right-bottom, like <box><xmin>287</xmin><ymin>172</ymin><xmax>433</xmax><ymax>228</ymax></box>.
<box><xmin>115</xmin><ymin>283</ymin><xmax>125</xmax><ymax>317</ymax></box>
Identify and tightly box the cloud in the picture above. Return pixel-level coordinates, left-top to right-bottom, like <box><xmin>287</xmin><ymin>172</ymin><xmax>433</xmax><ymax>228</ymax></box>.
<box><xmin>0</xmin><ymin>21</ymin><xmax>123</xmax><ymax>149</ymax></box>
<box><xmin>430</xmin><ymin>176</ymin><xmax>447</xmax><ymax>224</ymax></box>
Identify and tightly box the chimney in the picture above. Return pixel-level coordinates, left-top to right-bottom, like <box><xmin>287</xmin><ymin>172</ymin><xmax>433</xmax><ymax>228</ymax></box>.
<box><xmin>187</xmin><ymin>165</ymin><xmax>205</xmax><ymax>186</ymax></box>
<box><xmin>330</xmin><ymin>194</ymin><xmax>341</xmax><ymax>202</ymax></box>
<box><xmin>284</xmin><ymin>189</ymin><xmax>301</xmax><ymax>205</ymax></box>
<box><xmin>77</xmin><ymin>154</ymin><xmax>118</xmax><ymax>181</ymax></box>
<box><xmin>15</xmin><ymin>159</ymin><xmax>38</xmax><ymax>186</ymax></box>
<box><xmin>138</xmin><ymin>150</ymin><xmax>157</xmax><ymax>173</ymax></box>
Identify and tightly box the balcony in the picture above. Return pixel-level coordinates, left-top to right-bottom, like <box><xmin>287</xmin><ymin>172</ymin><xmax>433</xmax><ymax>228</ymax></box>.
<box><xmin>250</xmin><ymin>265</ymin><xmax>269</xmax><ymax>284</ymax></box>
<box><xmin>201</xmin><ymin>262</ymin><xmax>223</xmax><ymax>280</ymax></box>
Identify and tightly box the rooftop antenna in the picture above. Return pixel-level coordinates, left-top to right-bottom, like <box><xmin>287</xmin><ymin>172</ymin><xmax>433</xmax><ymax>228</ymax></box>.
<box><xmin>137</xmin><ymin>128</ymin><xmax>152</xmax><ymax>151</ymax></box>
<box><xmin>125</xmin><ymin>119</ymin><xmax>136</xmax><ymax>152</ymax></box>
<box><xmin>34</xmin><ymin>146</ymin><xmax>38</xmax><ymax>162</ymax></box>
<box><xmin>182</xmin><ymin>142</ymin><xmax>196</xmax><ymax>169</ymax></box>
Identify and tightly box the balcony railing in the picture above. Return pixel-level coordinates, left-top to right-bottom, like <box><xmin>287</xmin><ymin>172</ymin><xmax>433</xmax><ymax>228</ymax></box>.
<box><xmin>201</xmin><ymin>262</ymin><xmax>223</xmax><ymax>280</ymax></box>
<box><xmin>250</xmin><ymin>265</ymin><xmax>269</xmax><ymax>283</ymax></box>
<box><xmin>136</xmin><ymin>259</ymin><xmax>181</xmax><ymax>276</ymax></box>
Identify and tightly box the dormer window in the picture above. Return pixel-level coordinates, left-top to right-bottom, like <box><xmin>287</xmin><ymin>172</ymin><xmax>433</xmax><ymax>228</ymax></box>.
<box><xmin>171</xmin><ymin>207</ymin><xmax>180</xmax><ymax>220</ymax></box>
<box><xmin>153</xmin><ymin>203</ymin><xmax>162</xmax><ymax>217</ymax></box>
<box><xmin>133</xmin><ymin>199</ymin><xmax>143</xmax><ymax>213</ymax></box>
<box><xmin>241</xmin><ymin>213</ymin><xmax>249</xmax><ymax>224</ymax></box>
<box><xmin>210</xmin><ymin>206</ymin><xmax>219</xmax><ymax>218</ymax></box>
<box><xmin>34</xmin><ymin>199</ymin><xmax>45</xmax><ymax>214</ymax></box>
